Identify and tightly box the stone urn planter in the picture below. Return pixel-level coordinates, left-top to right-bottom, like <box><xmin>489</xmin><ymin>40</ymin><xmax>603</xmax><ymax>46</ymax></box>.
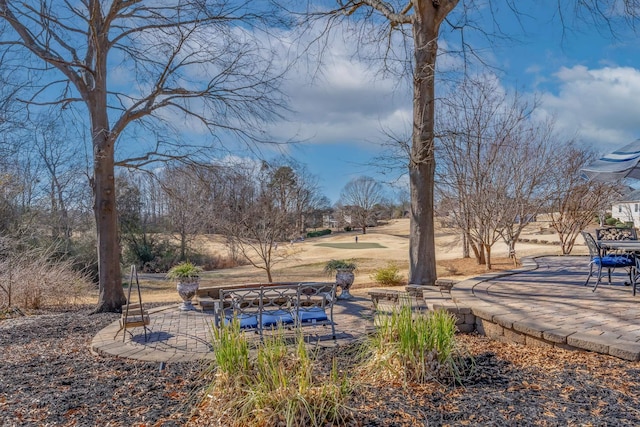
<box><xmin>324</xmin><ymin>259</ymin><xmax>357</xmax><ymax>300</ymax></box>
<box><xmin>167</xmin><ymin>262</ymin><xmax>203</xmax><ymax>311</ymax></box>
<box><xmin>335</xmin><ymin>267</ymin><xmax>356</xmax><ymax>300</ymax></box>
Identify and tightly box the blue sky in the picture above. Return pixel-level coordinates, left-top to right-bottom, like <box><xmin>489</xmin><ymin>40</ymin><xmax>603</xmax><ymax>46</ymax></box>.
<box><xmin>253</xmin><ymin>3</ymin><xmax>640</xmax><ymax>204</ymax></box>
<box><xmin>6</xmin><ymin>2</ymin><xmax>639</xmax><ymax>206</ymax></box>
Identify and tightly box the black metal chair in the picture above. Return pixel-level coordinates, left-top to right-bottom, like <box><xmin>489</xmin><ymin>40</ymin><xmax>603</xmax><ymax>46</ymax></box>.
<box><xmin>582</xmin><ymin>231</ymin><xmax>635</xmax><ymax>292</ymax></box>
<box><xmin>632</xmin><ymin>255</ymin><xmax>640</xmax><ymax>296</ymax></box>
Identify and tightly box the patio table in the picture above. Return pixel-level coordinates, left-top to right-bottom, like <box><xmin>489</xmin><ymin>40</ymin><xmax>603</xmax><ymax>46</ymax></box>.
<box><xmin>598</xmin><ymin>241</ymin><xmax>640</xmax><ymax>253</ymax></box>
<box><xmin>598</xmin><ymin>241</ymin><xmax>640</xmax><ymax>295</ymax></box>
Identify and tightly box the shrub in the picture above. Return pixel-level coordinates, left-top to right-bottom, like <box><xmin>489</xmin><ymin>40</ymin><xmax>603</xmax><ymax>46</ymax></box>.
<box><xmin>306</xmin><ymin>229</ymin><xmax>332</xmax><ymax>238</ymax></box>
<box><xmin>65</xmin><ymin>232</ymin><xmax>99</xmax><ymax>284</ymax></box>
<box><xmin>605</xmin><ymin>217</ymin><xmax>618</xmax><ymax>226</ymax></box>
<box><xmin>203</xmin><ymin>253</ymin><xmax>246</xmax><ymax>270</ymax></box>
<box><xmin>361</xmin><ymin>300</ymin><xmax>473</xmax><ymax>384</ymax></box>
<box><xmin>205</xmin><ymin>324</ymin><xmax>352</xmax><ymax>426</ymax></box>
<box><xmin>121</xmin><ymin>234</ymin><xmax>181</xmax><ymax>273</ymax></box>
<box><xmin>0</xmin><ymin>239</ymin><xmax>92</xmax><ymax>310</ymax></box>
<box><xmin>370</xmin><ymin>262</ymin><xmax>405</xmax><ymax>286</ymax></box>
<box><xmin>343</xmin><ymin>226</ymin><xmax>352</xmax><ymax>232</ymax></box>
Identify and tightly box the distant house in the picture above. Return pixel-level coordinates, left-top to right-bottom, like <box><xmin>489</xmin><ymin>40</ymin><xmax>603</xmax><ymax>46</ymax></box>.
<box><xmin>322</xmin><ymin>214</ymin><xmax>338</xmax><ymax>229</ymax></box>
<box><xmin>611</xmin><ymin>189</ymin><xmax>640</xmax><ymax>225</ymax></box>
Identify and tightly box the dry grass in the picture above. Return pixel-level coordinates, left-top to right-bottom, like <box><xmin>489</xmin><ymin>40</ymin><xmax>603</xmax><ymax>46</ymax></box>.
<box><xmin>0</xmin><ymin>252</ymin><xmax>92</xmax><ymax>310</ymax></box>
<box><xmin>437</xmin><ymin>257</ymin><xmax>521</xmax><ymax>277</ymax></box>
<box><xmin>85</xmin><ymin>219</ymin><xmax>579</xmax><ymax>304</ymax></box>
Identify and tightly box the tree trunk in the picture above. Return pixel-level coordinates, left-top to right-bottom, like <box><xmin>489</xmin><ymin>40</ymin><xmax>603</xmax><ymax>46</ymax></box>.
<box><xmin>472</xmin><ymin>240</ymin><xmax>484</xmax><ymax>264</ymax></box>
<box><xmin>90</xmin><ymin>61</ymin><xmax>126</xmax><ymax>313</ymax></box>
<box><xmin>462</xmin><ymin>231</ymin><xmax>470</xmax><ymax>258</ymax></box>
<box><xmin>408</xmin><ymin>7</ymin><xmax>440</xmax><ymax>286</ymax></box>
<box><xmin>180</xmin><ymin>229</ymin><xmax>187</xmax><ymax>260</ymax></box>
<box><xmin>92</xmin><ymin>135</ymin><xmax>126</xmax><ymax>312</ymax></box>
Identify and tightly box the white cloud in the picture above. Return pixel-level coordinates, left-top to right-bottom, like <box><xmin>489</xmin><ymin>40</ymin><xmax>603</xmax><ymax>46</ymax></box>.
<box><xmin>539</xmin><ymin>65</ymin><xmax>640</xmax><ymax>148</ymax></box>
<box><xmin>264</xmin><ymin>25</ymin><xmax>413</xmax><ymax>146</ymax></box>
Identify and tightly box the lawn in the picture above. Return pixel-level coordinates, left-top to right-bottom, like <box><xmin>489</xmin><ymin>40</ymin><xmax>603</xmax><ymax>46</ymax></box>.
<box><xmin>313</xmin><ymin>242</ymin><xmax>387</xmax><ymax>249</ymax></box>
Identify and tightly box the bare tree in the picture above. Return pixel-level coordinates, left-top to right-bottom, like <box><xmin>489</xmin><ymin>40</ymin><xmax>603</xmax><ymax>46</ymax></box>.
<box><xmin>30</xmin><ymin>116</ymin><xmax>88</xmax><ymax>243</ymax></box>
<box><xmin>339</xmin><ymin>176</ymin><xmax>385</xmax><ymax>234</ymax></box>
<box><xmin>0</xmin><ymin>1</ymin><xmax>289</xmax><ymax>312</ymax></box>
<box><xmin>159</xmin><ymin>165</ymin><xmax>213</xmax><ymax>261</ymax></box>
<box><xmin>547</xmin><ymin>142</ymin><xmax>617</xmax><ymax>255</ymax></box>
<box><xmin>262</xmin><ymin>159</ymin><xmax>325</xmax><ymax>234</ymax></box>
<box><xmin>302</xmin><ymin>0</ymin><xmax>639</xmax><ymax>285</ymax></box>
<box><xmin>496</xmin><ymin>122</ymin><xmax>558</xmax><ymax>263</ymax></box>
<box><xmin>436</xmin><ymin>77</ymin><xmax>558</xmax><ymax>269</ymax></box>
<box><xmin>219</xmin><ymin>165</ymin><xmax>299</xmax><ymax>282</ymax></box>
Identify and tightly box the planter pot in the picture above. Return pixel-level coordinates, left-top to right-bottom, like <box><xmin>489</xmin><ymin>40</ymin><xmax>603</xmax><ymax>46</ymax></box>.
<box><xmin>176</xmin><ymin>279</ymin><xmax>199</xmax><ymax>311</ymax></box>
<box><xmin>335</xmin><ymin>268</ymin><xmax>355</xmax><ymax>300</ymax></box>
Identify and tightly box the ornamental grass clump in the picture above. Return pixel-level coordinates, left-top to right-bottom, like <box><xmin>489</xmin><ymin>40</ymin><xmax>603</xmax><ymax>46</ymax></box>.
<box><xmin>211</xmin><ymin>318</ymin><xmax>250</xmax><ymax>377</ymax></box>
<box><xmin>322</xmin><ymin>259</ymin><xmax>357</xmax><ymax>276</ymax></box>
<box><xmin>166</xmin><ymin>261</ymin><xmax>202</xmax><ymax>280</ymax></box>
<box><xmin>362</xmin><ymin>299</ymin><xmax>473</xmax><ymax>384</ymax></box>
<box><xmin>204</xmin><ymin>324</ymin><xmax>352</xmax><ymax>427</ymax></box>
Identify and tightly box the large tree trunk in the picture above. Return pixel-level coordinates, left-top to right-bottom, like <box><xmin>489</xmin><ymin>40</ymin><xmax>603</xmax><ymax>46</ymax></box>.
<box><xmin>408</xmin><ymin>1</ymin><xmax>459</xmax><ymax>286</ymax></box>
<box><xmin>90</xmin><ymin>53</ymin><xmax>126</xmax><ymax>313</ymax></box>
<box><xmin>408</xmin><ymin>6</ymin><xmax>440</xmax><ymax>286</ymax></box>
<box><xmin>92</xmin><ymin>131</ymin><xmax>126</xmax><ymax>312</ymax></box>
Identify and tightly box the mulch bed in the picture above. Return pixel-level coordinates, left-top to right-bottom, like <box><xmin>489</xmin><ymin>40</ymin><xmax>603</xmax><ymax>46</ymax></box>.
<box><xmin>0</xmin><ymin>306</ymin><xmax>209</xmax><ymax>427</ymax></box>
<box><xmin>3</xmin><ymin>306</ymin><xmax>640</xmax><ymax>426</ymax></box>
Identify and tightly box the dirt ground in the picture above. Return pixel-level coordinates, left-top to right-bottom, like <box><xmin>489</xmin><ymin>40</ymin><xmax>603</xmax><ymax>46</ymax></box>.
<box><xmin>117</xmin><ymin>218</ymin><xmax>585</xmax><ymax>304</ymax></box>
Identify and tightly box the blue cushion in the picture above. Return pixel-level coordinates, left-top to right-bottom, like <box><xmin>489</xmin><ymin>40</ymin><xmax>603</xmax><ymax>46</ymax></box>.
<box><xmin>224</xmin><ymin>314</ymin><xmax>258</xmax><ymax>329</ymax></box>
<box><xmin>261</xmin><ymin>310</ymin><xmax>294</xmax><ymax>327</ymax></box>
<box><xmin>297</xmin><ymin>307</ymin><xmax>328</xmax><ymax>323</ymax></box>
<box><xmin>595</xmin><ymin>255</ymin><xmax>634</xmax><ymax>267</ymax></box>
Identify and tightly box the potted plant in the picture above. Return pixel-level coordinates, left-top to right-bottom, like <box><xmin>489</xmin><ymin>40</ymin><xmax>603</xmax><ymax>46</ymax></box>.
<box><xmin>167</xmin><ymin>261</ymin><xmax>203</xmax><ymax>311</ymax></box>
<box><xmin>324</xmin><ymin>259</ymin><xmax>357</xmax><ymax>300</ymax></box>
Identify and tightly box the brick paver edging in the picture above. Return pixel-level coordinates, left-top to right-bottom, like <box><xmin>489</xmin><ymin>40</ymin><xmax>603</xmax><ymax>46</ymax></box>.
<box><xmin>450</xmin><ymin>256</ymin><xmax>640</xmax><ymax>361</ymax></box>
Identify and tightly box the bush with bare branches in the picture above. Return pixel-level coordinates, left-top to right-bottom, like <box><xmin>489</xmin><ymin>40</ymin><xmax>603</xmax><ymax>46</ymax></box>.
<box><xmin>0</xmin><ymin>238</ymin><xmax>92</xmax><ymax>311</ymax></box>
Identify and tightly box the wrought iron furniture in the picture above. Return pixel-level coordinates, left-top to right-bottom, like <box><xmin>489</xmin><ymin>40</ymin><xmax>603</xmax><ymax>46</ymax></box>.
<box><xmin>582</xmin><ymin>231</ymin><xmax>635</xmax><ymax>292</ymax></box>
<box><xmin>215</xmin><ymin>282</ymin><xmax>337</xmax><ymax>339</ymax></box>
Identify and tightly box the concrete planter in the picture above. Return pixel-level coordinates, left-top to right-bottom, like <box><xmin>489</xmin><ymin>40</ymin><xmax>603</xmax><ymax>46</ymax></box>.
<box><xmin>336</xmin><ymin>268</ymin><xmax>355</xmax><ymax>300</ymax></box>
<box><xmin>176</xmin><ymin>279</ymin><xmax>199</xmax><ymax>311</ymax></box>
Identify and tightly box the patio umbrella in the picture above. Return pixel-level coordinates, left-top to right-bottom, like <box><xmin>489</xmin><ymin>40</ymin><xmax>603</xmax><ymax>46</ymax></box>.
<box><xmin>581</xmin><ymin>139</ymin><xmax>640</xmax><ymax>181</ymax></box>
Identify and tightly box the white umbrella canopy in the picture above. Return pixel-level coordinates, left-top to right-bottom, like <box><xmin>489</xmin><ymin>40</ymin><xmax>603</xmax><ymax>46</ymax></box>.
<box><xmin>581</xmin><ymin>139</ymin><xmax>640</xmax><ymax>181</ymax></box>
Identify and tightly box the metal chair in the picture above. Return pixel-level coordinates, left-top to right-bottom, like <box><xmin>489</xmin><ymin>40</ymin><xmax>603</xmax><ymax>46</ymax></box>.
<box><xmin>582</xmin><ymin>231</ymin><xmax>635</xmax><ymax>292</ymax></box>
<box><xmin>632</xmin><ymin>255</ymin><xmax>640</xmax><ymax>296</ymax></box>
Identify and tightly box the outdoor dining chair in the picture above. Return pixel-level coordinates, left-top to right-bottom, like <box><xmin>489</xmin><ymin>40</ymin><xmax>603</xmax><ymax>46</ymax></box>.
<box><xmin>582</xmin><ymin>231</ymin><xmax>635</xmax><ymax>292</ymax></box>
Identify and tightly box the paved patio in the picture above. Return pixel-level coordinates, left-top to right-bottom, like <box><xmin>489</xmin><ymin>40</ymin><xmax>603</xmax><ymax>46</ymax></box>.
<box><xmin>452</xmin><ymin>255</ymin><xmax>640</xmax><ymax>360</ymax></box>
<box><xmin>91</xmin><ymin>255</ymin><xmax>640</xmax><ymax>362</ymax></box>
<box><xmin>90</xmin><ymin>293</ymin><xmax>378</xmax><ymax>362</ymax></box>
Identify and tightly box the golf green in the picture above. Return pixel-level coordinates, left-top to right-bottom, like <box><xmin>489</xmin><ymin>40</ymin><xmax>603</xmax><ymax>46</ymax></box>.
<box><xmin>313</xmin><ymin>242</ymin><xmax>386</xmax><ymax>249</ymax></box>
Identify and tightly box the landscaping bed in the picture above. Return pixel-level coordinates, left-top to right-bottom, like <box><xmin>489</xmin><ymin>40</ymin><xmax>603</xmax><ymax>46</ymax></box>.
<box><xmin>2</xmin><ymin>307</ymin><xmax>640</xmax><ymax>426</ymax></box>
